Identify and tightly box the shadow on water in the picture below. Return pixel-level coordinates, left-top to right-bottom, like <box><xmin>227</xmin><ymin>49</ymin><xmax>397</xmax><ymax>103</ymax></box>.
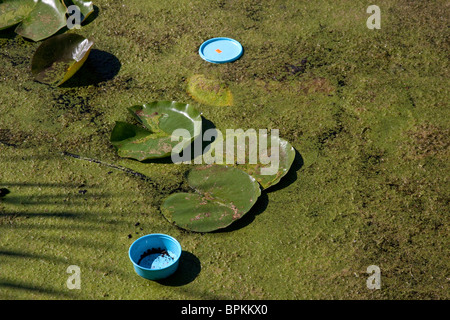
<box><xmin>3</xmin><ymin>192</ymin><xmax>113</xmax><ymax>206</ymax></box>
<box><xmin>60</xmin><ymin>49</ymin><xmax>122</xmax><ymax>88</ymax></box>
<box><xmin>156</xmin><ymin>251</ymin><xmax>201</xmax><ymax>286</ymax></box>
<box><xmin>0</xmin><ymin>249</ymin><xmax>68</xmax><ymax>264</ymax></box>
<box><xmin>0</xmin><ymin>182</ymin><xmax>91</xmax><ymax>188</ymax></box>
<box><xmin>0</xmin><ymin>25</ymin><xmax>17</xmax><ymax>40</ymax></box>
<box><xmin>81</xmin><ymin>5</ymin><xmax>100</xmax><ymax>26</ymax></box>
<box><xmin>0</xmin><ymin>278</ymin><xmax>75</xmax><ymax>299</ymax></box>
<box><xmin>0</xmin><ymin>250</ymin><xmax>76</xmax><ymax>298</ymax></box>
<box><xmin>211</xmin><ymin>149</ymin><xmax>303</xmax><ymax>233</ymax></box>
<box><xmin>266</xmin><ymin>148</ymin><xmax>304</xmax><ymax>193</ymax></box>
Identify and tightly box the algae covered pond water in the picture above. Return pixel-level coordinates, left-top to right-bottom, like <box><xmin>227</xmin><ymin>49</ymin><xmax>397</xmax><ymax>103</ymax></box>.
<box><xmin>0</xmin><ymin>0</ymin><xmax>449</xmax><ymax>299</ymax></box>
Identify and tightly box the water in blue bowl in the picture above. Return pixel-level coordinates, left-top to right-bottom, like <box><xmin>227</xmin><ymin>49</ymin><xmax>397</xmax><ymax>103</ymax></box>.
<box><xmin>138</xmin><ymin>248</ymin><xmax>177</xmax><ymax>269</ymax></box>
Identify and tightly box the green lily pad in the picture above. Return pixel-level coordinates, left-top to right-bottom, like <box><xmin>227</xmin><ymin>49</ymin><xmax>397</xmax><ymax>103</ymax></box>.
<box><xmin>202</xmin><ymin>130</ymin><xmax>296</xmax><ymax>189</ymax></box>
<box><xmin>241</xmin><ymin>134</ymin><xmax>295</xmax><ymax>189</ymax></box>
<box><xmin>15</xmin><ymin>0</ymin><xmax>67</xmax><ymax>41</ymax></box>
<box><xmin>0</xmin><ymin>1</ymin><xmax>96</xmax><ymax>40</ymax></box>
<box><xmin>68</xmin><ymin>0</ymin><xmax>94</xmax><ymax>22</ymax></box>
<box><xmin>161</xmin><ymin>165</ymin><xmax>261</xmax><ymax>232</ymax></box>
<box><xmin>0</xmin><ymin>0</ymin><xmax>37</xmax><ymax>31</ymax></box>
<box><xmin>187</xmin><ymin>74</ymin><xmax>233</xmax><ymax>107</ymax></box>
<box><xmin>111</xmin><ymin>101</ymin><xmax>202</xmax><ymax>161</ymax></box>
<box><xmin>31</xmin><ymin>33</ymin><xmax>94</xmax><ymax>86</ymax></box>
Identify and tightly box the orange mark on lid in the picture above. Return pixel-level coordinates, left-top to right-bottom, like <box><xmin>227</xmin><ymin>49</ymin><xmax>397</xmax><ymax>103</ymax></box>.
<box><xmin>215</xmin><ymin>49</ymin><xmax>222</xmax><ymax>53</ymax></box>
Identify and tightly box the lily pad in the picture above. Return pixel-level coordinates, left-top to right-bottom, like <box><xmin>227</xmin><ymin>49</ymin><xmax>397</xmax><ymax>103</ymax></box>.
<box><xmin>202</xmin><ymin>130</ymin><xmax>296</xmax><ymax>189</ymax></box>
<box><xmin>111</xmin><ymin>101</ymin><xmax>202</xmax><ymax>161</ymax></box>
<box><xmin>0</xmin><ymin>0</ymin><xmax>37</xmax><ymax>31</ymax></box>
<box><xmin>187</xmin><ymin>74</ymin><xmax>233</xmax><ymax>107</ymax></box>
<box><xmin>15</xmin><ymin>0</ymin><xmax>67</xmax><ymax>41</ymax></box>
<box><xmin>31</xmin><ymin>33</ymin><xmax>94</xmax><ymax>86</ymax></box>
<box><xmin>240</xmin><ymin>134</ymin><xmax>295</xmax><ymax>189</ymax></box>
<box><xmin>161</xmin><ymin>165</ymin><xmax>261</xmax><ymax>232</ymax></box>
<box><xmin>68</xmin><ymin>0</ymin><xmax>94</xmax><ymax>22</ymax></box>
<box><xmin>0</xmin><ymin>0</ymin><xmax>95</xmax><ymax>40</ymax></box>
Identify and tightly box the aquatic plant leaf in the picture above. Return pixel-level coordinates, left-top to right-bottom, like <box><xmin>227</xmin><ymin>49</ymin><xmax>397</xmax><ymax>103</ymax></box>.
<box><xmin>68</xmin><ymin>0</ymin><xmax>94</xmax><ymax>22</ymax></box>
<box><xmin>202</xmin><ymin>130</ymin><xmax>296</xmax><ymax>189</ymax></box>
<box><xmin>15</xmin><ymin>0</ymin><xmax>67</xmax><ymax>41</ymax></box>
<box><xmin>161</xmin><ymin>165</ymin><xmax>261</xmax><ymax>232</ymax></box>
<box><xmin>239</xmin><ymin>135</ymin><xmax>295</xmax><ymax>189</ymax></box>
<box><xmin>111</xmin><ymin>101</ymin><xmax>202</xmax><ymax>161</ymax></box>
<box><xmin>0</xmin><ymin>0</ymin><xmax>37</xmax><ymax>30</ymax></box>
<box><xmin>31</xmin><ymin>33</ymin><xmax>94</xmax><ymax>86</ymax></box>
<box><xmin>187</xmin><ymin>74</ymin><xmax>233</xmax><ymax>107</ymax></box>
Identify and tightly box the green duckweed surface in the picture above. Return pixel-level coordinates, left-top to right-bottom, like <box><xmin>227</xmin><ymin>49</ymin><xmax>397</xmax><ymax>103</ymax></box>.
<box><xmin>0</xmin><ymin>0</ymin><xmax>448</xmax><ymax>299</ymax></box>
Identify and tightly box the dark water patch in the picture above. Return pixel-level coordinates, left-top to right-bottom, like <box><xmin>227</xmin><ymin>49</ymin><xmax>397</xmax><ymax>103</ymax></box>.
<box><xmin>60</xmin><ymin>49</ymin><xmax>121</xmax><ymax>88</ymax></box>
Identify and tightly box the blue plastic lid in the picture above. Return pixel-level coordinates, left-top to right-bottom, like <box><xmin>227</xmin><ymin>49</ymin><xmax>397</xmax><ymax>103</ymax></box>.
<box><xmin>199</xmin><ymin>37</ymin><xmax>243</xmax><ymax>64</ymax></box>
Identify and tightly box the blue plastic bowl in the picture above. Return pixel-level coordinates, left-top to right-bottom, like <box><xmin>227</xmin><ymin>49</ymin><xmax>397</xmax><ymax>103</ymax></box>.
<box><xmin>199</xmin><ymin>37</ymin><xmax>243</xmax><ymax>63</ymax></box>
<box><xmin>128</xmin><ymin>234</ymin><xmax>182</xmax><ymax>280</ymax></box>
